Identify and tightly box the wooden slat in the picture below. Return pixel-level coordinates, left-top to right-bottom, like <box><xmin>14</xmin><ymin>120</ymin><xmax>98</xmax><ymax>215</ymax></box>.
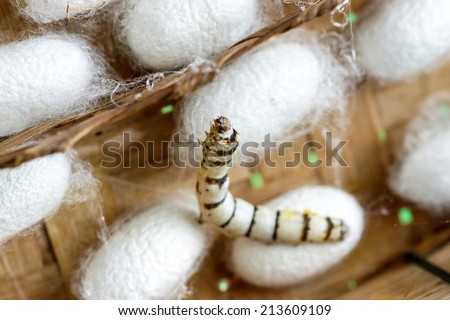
<box><xmin>0</xmin><ymin>263</ymin><xmax>66</xmax><ymax>300</ymax></box>
<box><xmin>44</xmin><ymin>180</ymin><xmax>123</xmax><ymax>298</ymax></box>
<box><xmin>338</xmin><ymin>246</ymin><xmax>450</xmax><ymax>299</ymax></box>
<box><xmin>0</xmin><ymin>229</ymin><xmax>65</xmax><ymax>299</ymax></box>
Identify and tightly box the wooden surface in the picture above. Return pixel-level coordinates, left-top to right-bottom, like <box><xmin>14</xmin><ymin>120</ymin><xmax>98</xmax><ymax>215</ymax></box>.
<box><xmin>0</xmin><ymin>0</ymin><xmax>449</xmax><ymax>300</ymax></box>
<box><xmin>339</xmin><ymin>247</ymin><xmax>450</xmax><ymax>300</ymax></box>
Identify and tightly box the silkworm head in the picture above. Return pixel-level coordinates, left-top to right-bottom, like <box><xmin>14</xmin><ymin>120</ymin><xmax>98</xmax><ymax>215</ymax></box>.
<box><xmin>214</xmin><ymin>116</ymin><xmax>231</xmax><ymax>133</ymax></box>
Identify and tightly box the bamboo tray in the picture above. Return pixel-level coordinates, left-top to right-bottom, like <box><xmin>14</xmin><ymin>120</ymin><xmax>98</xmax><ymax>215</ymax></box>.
<box><xmin>0</xmin><ymin>0</ymin><xmax>448</xmax><ymax>299</ymax></box>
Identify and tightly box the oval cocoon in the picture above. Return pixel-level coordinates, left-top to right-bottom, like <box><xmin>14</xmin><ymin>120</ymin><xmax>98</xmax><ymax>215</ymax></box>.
<box><xmin>78</xmin><ymin>196</ymin><xmax>211</xmax><ymax>299</ymax></box>
<box><xmin>0</xmin><ymin>35</ymin><xmax>105</xmax><ymax>137</ymax></box>
<box><xmin>390</xmin><ymin>129</ymin><xmax>450</xmax><ymax>215</ymax></box>
<box><xmin>121</xmin><ymin>0</ymin><xmax>262</xmax><ymax>70</ymax></box>
<box><xmin>177</xmin><ymin>30</ymin><xmax>353</xmax><ymax>148</ymax></box>
<box><xmin>389</xmin><ymin>95</ymin><xmax>450</xmax><ymax>215</ymax></box>
<box><xmin>355</xmin><ymin>0</ymin><xmax>450</xmax><ymax>82</ymax></box>
<box><xmin>229</xmin><ymin>186</ymin><xmax>365</xmax><ymax>288</ymax></box>
<box><xmin>0</xmin><ymin>153</ymin><xmax>71</xmax><ymax>244</ymax></box>
<box><xmin>22</xmin><ymin>0</ymin><xmax>107</xmax><ymax>23</ymax></box>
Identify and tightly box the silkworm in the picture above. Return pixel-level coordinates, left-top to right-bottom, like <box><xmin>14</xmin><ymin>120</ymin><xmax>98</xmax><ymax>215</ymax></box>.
<box><xmin>196</xmin><ymin>116</ymin><xmax>348</xmax><ymax>244</ymax></box>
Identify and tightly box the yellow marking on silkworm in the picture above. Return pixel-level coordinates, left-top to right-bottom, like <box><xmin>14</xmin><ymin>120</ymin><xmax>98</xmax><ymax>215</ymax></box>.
<box><xmin>304</xmin><ymin>209</ymin><xmax>317</xmax><ymax>216</ymax></box>
<box><xmin>283</xmin><ymin>211</ymin><xmax>298</xmax><ymax>220</ymax></box>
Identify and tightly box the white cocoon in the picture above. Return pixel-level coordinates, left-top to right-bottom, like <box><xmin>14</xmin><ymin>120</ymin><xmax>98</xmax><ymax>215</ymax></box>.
<box><xmin>77</xmin><ymin>194</ymin><xmax>212</xmax><ymax>299</ymax></box>
<box><xmin>0</xmin><ymin>34</ymin><xmax>110</xmax><ymax>137</ymax></box>
<box><xmin>177</xmin><ymin>30</ymin><xmax>355</xmax><ymax>149</ymax></box>
<box><xmin>21</xmin><ymin>0</ymin><xmax>108</xmax><ymax>23</ymax></box>
<box><xmin>0</xmin><ymin>153</ymin><xmax>71</xmax><ymax>244</ymax></box>
<box><xmin>355</xmin><ymin>0</ymin><xmax>450</xmax><ymax>82</ymax></box>
<box><xmin>390</xmin><ymin>94</ymin><xmax>450</xmax><ymax>215</ymax></box>
<box><xmin>229</xmin><ymin>186</ymin><xmax>365</xmax><ymax>288</ymax></box>
<box><xmin>119</xmin><ymin>0</ymin><xmax>263</xmax><ymax>70</ymax></box>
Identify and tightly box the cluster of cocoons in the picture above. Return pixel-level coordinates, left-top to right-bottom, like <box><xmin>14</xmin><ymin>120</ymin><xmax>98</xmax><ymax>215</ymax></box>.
<box><xmin>77</xmin><ymin>193</ymin><xmax>212</xmax><ymax>299</ymax></box>
<box><xmin>20</xmin><ymin>0</ymin><xmax>108</xmax><ymax>23</ymax></box>
<box><xmin>229</xmin><ymin>186</ymin><xmax>365</xmax><ymax>288</ymax></box>
<box><xmin>0</xmin><ymin>153</ymin><xmax>71</xmax><ymax>244</ymax></box>
<box><xmin>1</xmin><ymin>0</ymin><xmax>413</xmax><ymax>298</ymax></box>
<box><xmin>177</xmin><ymin>29</ymin><xmax>356</xmax><ymax>150</ymax></box>
<box><xmin>390</xmin><ymin>94</ymin><xmax>450</xmax><ymax>216</ymax></box>
<box><xmin>118</xmin><ymin>0</ymin><xmax>264</xmax><ymax>70</ymax></box>
<box><xmin>0</xmin><ymin>34</ymin><xmax>111</xmax><ymax>137</ymax></box>
<box><xmin>355</xmin><ymin>0</ymin><xmax>450</xmax><ymax>83</ymax></box>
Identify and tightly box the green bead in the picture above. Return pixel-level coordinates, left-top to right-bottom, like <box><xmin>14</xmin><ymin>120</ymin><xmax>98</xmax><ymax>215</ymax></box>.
<box><xmin>398</xmin><ymin>207</ymin><xmax>414</xmax><ymax>225</ymax></box>
<box><xmin>347</xmin><ymin>280</ymin><xmax>358</xmax><ymax>291</ymax></box>
<box><xmin>378</xmin><ymin>128</ymin><xmax>388</xmax><ymax>141</ymax></box>
<box><xmin>160</xmin><ymin>104</ymin><xmax>174</xmax><ymax>114</ymax></box>
<box><xmin>348</xmin><ymin>12</ymin><xmax>358</xmax><ymax>24</ymax></box>
<box><xmin>249</xmin><ymin>172</ymin><xmax>265</xmax><ymax>189</ymax></box>
<box><xmin>217</xmin><ymin>278</ymin><xmax>230</xmax><ymax>293</ymax></box>
<box><xmin>308</xmin><ymin>151</ymin><xmax>320</xmax><ymax>167</ymax></box>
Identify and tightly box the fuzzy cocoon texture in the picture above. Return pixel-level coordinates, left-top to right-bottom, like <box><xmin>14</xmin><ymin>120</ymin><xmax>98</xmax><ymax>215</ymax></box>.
<box><xmin>0</xmin><ymin>150</ymin><xmax>99</xmax><ymax>244</ymax></box>
<box><xmin>177</xmin><ymin>30</ymin><xmax>356</xmax><ymax>153</ymax></box>
<box><xmin>229</xmin><ymin>186</ymin><xmax>365</xmax><ymax>288</ymax></box>
<box><xmin>77</xmin><ymin>193</ymin><xmax>212</xmax><ymax>299</ymax></box>
<box><xmin>20</xmin><ymin>0</ymin><xmax>108</xmax><ymax>23</ymax></box>
<box><xmin>0</xmin><ymin>154</ymin><xmax>70</xmax><ymax>244</ymax></box>
<box><xmin>355</xmin><ymin>0</ymin><xmax>450</xmax><ymax>83</ymax></box>
<box><xmin>0</xmin><ymin>34</ymin><xmax>111</xmax><ymax>137</ymax></box>
<box><xmin>118</xmin><ymin>0</ymin><xmax>266</xmax><ymax>70</ymax></box>
<box><xmin>390</xmin><ymin>93</ymin><xmax>450</xmax><ymax>215</ymax></box>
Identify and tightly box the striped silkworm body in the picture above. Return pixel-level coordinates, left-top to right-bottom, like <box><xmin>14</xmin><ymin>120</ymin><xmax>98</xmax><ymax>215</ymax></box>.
<box><xmin>196</xmin><ymin>116</ymin><xmax>348</xmax><ymax>244</ymax></box>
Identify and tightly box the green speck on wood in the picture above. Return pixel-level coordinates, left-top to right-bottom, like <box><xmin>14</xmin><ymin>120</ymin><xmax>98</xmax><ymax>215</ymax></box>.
<box><xmin>347</xmin><ymin>280</ymin><xmax>358</xmax><ymax>291</ymax></box>
<box><xmin>378</xmin><ymin>128</ymin><xmax>388</xmax><ymax>141</ymax></box>
<box><xmin>249</xmin><ymin>172</ymin><xmax>265</xmax><ymax>189</ymax></box>
<box><xmin>217</xmin><ymin>278</ymin><xmax>230</xmax><ymax>293</ymax></box>
<box><xmin>398</xmin><ymin>207</ymin><xmax>414</xmax><ymax>225</ymax></box>
<box><xmin>348</xmin><ymin>12</ymin><xmax>358</xmax><ymax>24</ymax></box>
<box><xmin>308</xmin><ymin>151</ymin><xmax>320</xmax><ymax>167</ymax></box>
<box><xmin>160</xmin><ymin>104</ymin><xmax>174</xmax><ymax>114</ymax></box>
